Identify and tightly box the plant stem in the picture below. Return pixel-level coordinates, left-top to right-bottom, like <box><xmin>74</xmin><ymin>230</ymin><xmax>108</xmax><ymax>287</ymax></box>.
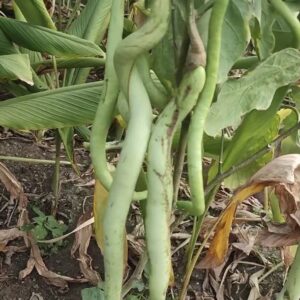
<box><xmin>33</xmin><ymin>57</ymin><xmax>105</xmax><ymax>73</ymax></box>
<box><xmin>0</xmin><ymin>155</ymin><xmax>74</xmax><ymax>166</ymax></box>
<box><xmin>51</xmin><ymin>131</ymin><xmax>61</xmax><ymax>216</ymax></box>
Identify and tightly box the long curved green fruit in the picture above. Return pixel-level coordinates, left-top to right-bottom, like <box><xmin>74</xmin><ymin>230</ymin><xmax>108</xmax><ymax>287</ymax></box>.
<box><xmin>102</xmin><ymin>1</ymin><xmax>170</xmax><ymax>299</ymax></box>
<box><xmin>145</xmin><ymin>66</ymin><xmax>205</xmax><ymax>300</ymax></box>
<box><xmin>90</xmin><ymin>0</ymin><xmax>124</xmax><ymax>201</ymax></box>
<box><xmin>183</xmin><ymin>0</ymin><xmax>230</xmax><ymax>216</ymax></box>
<box><xmin>114</xmin><ymin>1</ymin><xmax>170</xmax><ymax>98</ymax></box>
<box><xmin>103</xmin><ymin>66</ymin><xmax>152</xmax><ymax>300</ymax></box>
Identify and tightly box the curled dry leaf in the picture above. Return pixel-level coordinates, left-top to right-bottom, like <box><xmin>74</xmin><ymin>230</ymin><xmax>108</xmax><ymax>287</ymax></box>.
<box><xmin>0</xmin><ymin>227</ymin><xmax>27</xmax><ymax>264</ymax></box>
<box><xmin>232</xmin><ymin>226</ymin><xmax>257</xmax><ymax>256</ymax></box>
<box><xmin>0</xmin><ymin>162</ymin><xmax>27</xmax><ymax>208</ymax></box>
<box><xmin>199</xmin><ymin>154</ymin><xmax>300</xmax><ymax>269</ymax></box>
<box><xmin>71</xmin><ymin>211</ymin><xmax>101</xmax><ymax>285</ymax></box>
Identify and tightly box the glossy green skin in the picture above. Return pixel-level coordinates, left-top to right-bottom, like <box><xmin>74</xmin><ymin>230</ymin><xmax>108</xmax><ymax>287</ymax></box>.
<box><xmin>186</xmin><ymin>0</ymin><xmax>230</xmax><ymax>216</ymax></box>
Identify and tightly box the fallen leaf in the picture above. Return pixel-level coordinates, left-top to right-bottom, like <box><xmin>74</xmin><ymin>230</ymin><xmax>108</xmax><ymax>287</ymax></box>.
<box><xmin>257</xmin><ymin>229</ymin><xmax>300</xmax><ymax>247</ymax></box>
<box><xmin>71</xmin><ymin>212</ymin><xmax>101</xmax><ymax>285</ymax></box>
<box><xmin>247</xmin><ymin>269</ymin><xmax>265</xmax><ymax>300</ymax></box>
<box><xmin>198</xmin><ymin>184</ymin><xmax>264</xmax><ymax>269</ymax></box>
<box><xmin>281</xmin><ymin>245</ymin><xmax>297</xmax><ymax>267</ymax></box>
<box><xmin>0</xmin><ymin>162</ymin><xmax>27</xmax><ymax>208</ymax></box>
<box><xmin>232</xmin><ymin>226</ymin><xmax>257</xmax><ymax>256</ymax></box>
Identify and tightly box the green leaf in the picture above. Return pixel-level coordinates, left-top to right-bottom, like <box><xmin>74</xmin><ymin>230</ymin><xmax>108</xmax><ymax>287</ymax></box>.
<box><xmin>32</xmin><ymin>224</ymin><xmax>48</xmax><ymax>240</ymax></box>
<box><xmin>0</xmin><ymin>17</ymin><xmax>104</xmax><ymax>58</ymax></box>
<box><xmin>208</xmin><ymin>87</ymin><xmax>287</xmax><ymax>189</ymax></box>
<box><xmin>81</xmin><ymin>287</ymin><xmax>105</xmax><ymax>300</ymax></box>
<box><xmin>14</xmin><ymin>0</ymin><xmax>56</xmax><ymax>29</ymax></box>
<box><xmin>217</xmin><ymin>0</ymin><xmax>250</xmax><ymax>82</ymax></box>
<box><xmin>0</xmin><ymin>81</ymin><xmax>103</xmax><ymax>130</ymax></box>
<box><xmin>205</xmin><ymin>48</ymin><xmax>300</xmax><ymax>137</ymax></box>
<box><xmin>250</xmin><ymin>1</ymin><xmax>276</xmax><ymax>60</ymax></box>
<box><xmin>273</xmin><ymin>16</ymin><xmax>294</xmax><ymax>52</ymax></box>
<box><xmin>0</xmin><ymin>54</ymin><xmax>33</xmax><ymax>84</ymax></box>
<box><xmin>151</xmin><ymin>0</ymin><xmax>187</xmax><ymax>90</ymax></box>
<box><xmin>66</xmin><ymin>0</ymin><xmax>110</xmax><ymax>85</ymax></box>
<box><xmin>68</xmin><ymin>0</ymin><xmax>111</xmax><ymax>42</ymax></box>
<box><xmin>0</xmin><ymin>29</ymin><xmax>18</xmax><ymax>55</ymax></box>
<box><xmin>59</xmin><ymin>127</ymin><xmax>78</xmax><ymax>172</ymax></box>
<box><xmin>44</xmin><ymin>216</ymin><xmax>67</xmax><ymax>237</ymax></box>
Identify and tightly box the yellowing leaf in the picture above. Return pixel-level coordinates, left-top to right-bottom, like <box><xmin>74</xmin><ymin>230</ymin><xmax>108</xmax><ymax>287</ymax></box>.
<box><xmin>198</xmin><ymin>183</ymin><xmax>265</xmax><ymax>269</ymax></box>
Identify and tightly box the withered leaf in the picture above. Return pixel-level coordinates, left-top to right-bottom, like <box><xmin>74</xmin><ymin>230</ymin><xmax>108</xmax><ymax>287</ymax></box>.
<box><xmin>200</xmin><ymin>154</ymin><xmax>300</xmax><ymax>268</ymax></box>
<box><xmin>71</xmin><ymin>212</ymin><xmax>101</xmax><ymax>285</ymax></box>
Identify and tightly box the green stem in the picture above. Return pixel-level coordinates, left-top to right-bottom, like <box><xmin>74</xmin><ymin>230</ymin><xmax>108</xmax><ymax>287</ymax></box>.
<box><xmin>51</xmin><ymin>131</ymin><xmax>61</xmax><ymax>216</ymax></box>
<box><xmin>270</xmin><ymin>0</ymin><xmax>300</xmax><ymax>49</ymax></box>
<box><xmin>186</xmin><ymin>0</ymin><xmax>230</xmax><ymax>216</ymax></box>
<box><xmin>33</xmin><ymin>57</ymin><xmax>105</xmax><ymax>73</ymax></box>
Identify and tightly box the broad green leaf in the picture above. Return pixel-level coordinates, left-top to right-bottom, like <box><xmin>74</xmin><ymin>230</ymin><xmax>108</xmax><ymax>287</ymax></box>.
<box><xmin>152</xmin><ymin>0</ymin><xmax>187</xmax><ymax>90</ymax></box>
<box><xmin>208</xmin><ymin>87</ymin><xmax>287</xmax><ymax>189</ymax></box>
<box><xmin>68</xmin><ymin>0</ymin><xmax>111</xmax><ymax>42</ymax></box>
<box><xmin>0</xmin><ymin>54</ymin><xmax>33</xmax><ymax>85</ymax></box>
<box><xmin>0</xmin><ymin>17</ymin><xmax>104</xmax><ymax>58</ymax></box>
<box><xmin>81</xmin><ymin>287</ymin><xmax>105</xmax><ymax>300</ymax></box>
<box><xmin>217</xmin><ymin>0</ymin><xmax>250</xmax><ymax>82</ymax></box>
<box><xmin>66</xmin><ymin>0</ymin><xmax>110</xmax><ymax>85</ymax></box>
<box><xmin>0</xmin><ymin>30</ymin><xmax>18</xmax><ymax>55</ymax></box>
<box><xmin>250</xmin><ymin>1</ymin><xmax>275</xmax><ymax>60</ymax></box>
<box><xmin>273</xmin><ymin>16</ymin><xmax>294</xmax><ymax>52</ymax></box>
<box><xmin>0</xmin><ymin>82</ymin><xmax>103</xmax><ymax>130</ymax></box>
<box><xmin>205</xmin><ymin>48</ymin><xmax>300</xmax><ymax>137</ymax></box>
<box><xmin>14</xmin><ymin>0</ymin><xmax>56</xmax><ymax>29</ymax></box>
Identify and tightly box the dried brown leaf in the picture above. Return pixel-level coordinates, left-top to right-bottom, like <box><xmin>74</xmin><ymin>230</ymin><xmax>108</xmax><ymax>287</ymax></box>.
<box><xmin>247</xmin><ymin>268</ymin><xmax>265</xmax><ymax>300</ymax></box>
<box><xmin>71</xmin><ymin>212</ymin><xmax>101</xmax><ymax>285</ymax></box>
<box><xmin>19</xmin><ymin>212</ymin><xmax>87</xmax><ymax>288</ymax></box>
<box><xmin>0</xmin><ymin>162</ymin><xmax>27</xmax><ymax>208</ymax></box>
<box><xmin>201</xmin><ymin>155</ymin><xmax>300</xmax><ymax>268</ymax></box>
<box><xmin>257</xmin><ymin>229</ymin><xmax>300</xmax><ymax>247</ymax></box>
<box><xmin>20</xmin><ymin>239</ymin><xmax>87</xmax><ymax>288</ymax></box>
<box><xmin>232</xmin><ymin>226</ymin><xmax>257</xmax><ymax>256</ymax></box>
<box><xmin>281</xmin><ymin>245</ymin><xmax>297</xmax><ymax>267</ymax></box>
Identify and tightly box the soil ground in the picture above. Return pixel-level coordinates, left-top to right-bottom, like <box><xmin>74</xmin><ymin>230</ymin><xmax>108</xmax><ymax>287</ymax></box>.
<box><xmin>0</xmin><ymin>133</ymin><xmax>285</xmax><ymax>300</ymax></box>
<box><xmin>0</xmin><ymin>134</ymin><xmax>103</xmax><ymax>300</ymax></box>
